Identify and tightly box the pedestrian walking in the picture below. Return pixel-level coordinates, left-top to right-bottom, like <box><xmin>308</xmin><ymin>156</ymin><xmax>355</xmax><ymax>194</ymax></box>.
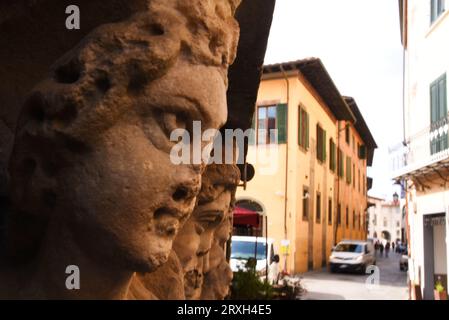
<box><xmin>379</xmin><ymin>243</ymin><xmax>384</xmax><ymax>257</ymax></box>
<box><xmin>268</xmin><ymin>254</ymin><xmax>280</xmax><ymax>285</ymax></box>
<box><xmin>385</xmin><ymin>242</ymin><xmax>390</xmax><ymax>258</ymax></box>
<box><xmin>374</xmin><ymin>241</ymin><xmax>379</xmax><ymax>257</ymax></box>
<box><xmin>391</xmin><ymin>242</ymin><xmax>395</xmax><ymax>253</ymax></box>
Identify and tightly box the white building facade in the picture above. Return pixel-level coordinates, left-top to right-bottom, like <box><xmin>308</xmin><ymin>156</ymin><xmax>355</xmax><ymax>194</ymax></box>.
<box><xmin>367</xmin><ymin>195</ymin><xmax>405</xmax><ymax>245</ymax></box>
<box><xmin>394</xmin><ymin>0</ymin><xmax>449</xmax><ymax>300</ymax></box>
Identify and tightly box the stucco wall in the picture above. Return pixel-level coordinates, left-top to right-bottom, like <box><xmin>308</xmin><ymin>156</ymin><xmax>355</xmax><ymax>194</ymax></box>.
<box><xmin>404</xmin><ymin>0</ymin><xmax>449</xmax><ymax>298</ymax></box>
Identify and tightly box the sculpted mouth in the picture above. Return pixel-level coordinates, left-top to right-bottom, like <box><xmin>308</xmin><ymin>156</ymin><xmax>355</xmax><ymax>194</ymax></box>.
<box><xmin>147</xmin><ymin>252</ymin><xmax>170</xmax><ymax>270</ymax></box>
<box><xmin>154</xmin><ymin>207</ymin><xmax>188</xmax><ymax>238</ymax></box>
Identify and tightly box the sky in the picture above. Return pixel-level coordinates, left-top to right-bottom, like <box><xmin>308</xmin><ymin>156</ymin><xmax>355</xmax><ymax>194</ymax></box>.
<box><xmin>264</xmin><ymin>0</ymin><xmax>404</xmax><ymax>200</ymax></box>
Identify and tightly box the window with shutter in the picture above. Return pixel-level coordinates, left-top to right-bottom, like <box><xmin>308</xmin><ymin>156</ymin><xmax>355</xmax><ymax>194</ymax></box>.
<box><xmin>256</xmin><ymin>104</ymin><xmax>287</xmax><ymax>145</ymax></box>
<box><xmin>431</xmin><ymin>0</ymin><xmax>445</xmax><ymax>24</ymax></box>
<box><xmin>306</xmin><ymin>112</ymin><xmax>310</xmax><ymax>149</ymax></box>
<box><xmin>338</xmin><ymin>149</ymin><xmax>344</xmax><ymax>178</ymax></box>
<box><xmin>323</xmin><ymin>130</ymin><xmax>327</xmax><ymax>161</ymax></box>
<box><xmin>316</xmin><ymin>124</ymin><xmax>326</xmax><ymax>163</ymax></box>
<box><xmin>346</xmin><ymin>156</ymin><xmax>352</xmax><ymax>185</ymax></box>
<box><xmin>430</xmin><ymin>74</ymin><xmax>448</xmax><ymax>155</ymax></box>
<box><xmin>345</xmin><ymin>124</ymin><xmax>350</xmax><ymax>145</ymax></box>
<box><xmin>298</xmin><ymin>106</ymin><xmax>309</xmax><ymax>150</ymax></box>
<box><xmin>277</xmin><ymin>103</ymin><xmax>288</xmax><ymax>144</ymax></box>
<box><xmin>316</xmin><ymin>193</ymin><xmax>321</xmax><ymax>224</ymax></box>
<box><xmin>329</xmin><ymin>139</ymin><xmax>336</xmax><ymax>172</ymax></box>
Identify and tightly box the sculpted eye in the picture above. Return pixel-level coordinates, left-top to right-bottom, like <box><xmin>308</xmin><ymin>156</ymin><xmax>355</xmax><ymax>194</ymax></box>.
<box><xmin>154</xmin><ymin>109</ymin><xmax>192</xmax><ymax>139</ymax></box>
<box><xmin>163</xmin><ymin>112</ymin><xmax>186</xmax><ymax>133</ymax></box>
<box><xmin>194</xmin><ymin>223</ymin><xmax>205</xmax><ymax>234</ymax></box>
<box><xmin>196</xmin><ymin>211</ymin><xmax>224</xmax><ymax>229</ymax></box>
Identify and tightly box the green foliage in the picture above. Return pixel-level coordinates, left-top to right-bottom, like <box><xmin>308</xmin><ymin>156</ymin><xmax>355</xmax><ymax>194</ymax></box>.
<box><xmin>230</xmin><ymin>259</ymin><xmax>274</xmax><ymax>300</ymax></box>
<box><xmin>435</xmin><ymin>280</ymin><xmax>445</xmax><ymax>293</ymax></box>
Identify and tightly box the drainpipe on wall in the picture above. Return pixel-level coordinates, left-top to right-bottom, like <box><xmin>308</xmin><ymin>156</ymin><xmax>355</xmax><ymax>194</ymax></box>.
<box><xmin>334</xmin><ymin>122</ymin><xmax>341</xmax><ymax>246</ymax></box>
<box><xmin>400</xmin><ymin>2</ymin><xmax>413</xmax><ymax>299</ymax></box>
<box><xmin>280</xmin><ymin>65</ymin><xmax>290</xmax><ymax>272</ymax></box>
<box><xmin>333</xmin><ymin>115</ymin><xmax>358</xmax><ymax>246</ymax></box>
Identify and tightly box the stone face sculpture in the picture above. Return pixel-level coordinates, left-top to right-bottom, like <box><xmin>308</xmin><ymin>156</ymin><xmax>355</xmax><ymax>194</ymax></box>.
<box><xmin>172</xmin><ymin>163</ymin><xmax>240</xmax><ymax>300</ymax></box>
<box><xmin>133</xmin><ymin>163</ymin><xmax>239</xmax><ymax>300</ymax></box>
<box><xmin>130</xmin><ymin>251</ymin><xmax>185</xmax><ymax>300</ymax></box>
<box><xmin>0</xmin><ymin>0</ymin><xmax>241</xmax><ymax>299</ymax></box>
<box><xmin>200</xmin><ymin>208</ymin><xmax>234</xmax><ymax>300</ymax></box>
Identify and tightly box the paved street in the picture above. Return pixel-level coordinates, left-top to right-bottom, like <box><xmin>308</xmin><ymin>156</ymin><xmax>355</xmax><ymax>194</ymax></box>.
<box><xmin>299</xmin><ymin>252</ymin><xmax>409</xmax><ymax>300</ymax></box>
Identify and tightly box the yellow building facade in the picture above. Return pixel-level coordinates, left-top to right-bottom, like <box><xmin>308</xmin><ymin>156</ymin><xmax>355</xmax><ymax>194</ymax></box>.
<box><xmin>235</xmin><ymin>59</ymin><xmax>377</xmax><ymax>274</ymax></box>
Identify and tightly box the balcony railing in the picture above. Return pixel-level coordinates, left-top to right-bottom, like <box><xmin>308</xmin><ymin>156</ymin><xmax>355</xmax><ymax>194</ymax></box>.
<box><xmin>390</xmin><ymin>113</ymin><xmax>449</xmax><ymax>178</ymax></box>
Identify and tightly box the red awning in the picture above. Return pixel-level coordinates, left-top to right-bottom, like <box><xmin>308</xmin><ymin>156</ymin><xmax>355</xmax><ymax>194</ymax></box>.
<box><xmin>233</xmin><ymin>206</ymin><xmax>260</xmax><ymax>228</ymax></box>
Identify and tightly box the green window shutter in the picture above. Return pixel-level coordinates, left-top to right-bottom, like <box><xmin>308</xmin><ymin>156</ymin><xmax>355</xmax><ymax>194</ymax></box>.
<box><xmin>431</xmin><ymin>82</ymin><xmax>437</xmax><ymax>123</ymax></box>
<box><xmin>439</xmin><ymin>75</ymin><xmax>447</xmax><ymax>118</ymax></box>
<box><xmin>333</xmin><ymin>143</ymin><xmax>337</xmax><ymax>170</ymax></box>
<box><xmin>329</xmin><ymin>140</ymin><xmax>335</xmax><ymax>171</ymax></box>
<box><xmin>431</xmin><ymin>0</ymin><xmax>445</xmax><ymax>24</ymax></box>
<box><xmin>306</xmin><ymin>112</ymin><xmax>310</xmax><ymax>149</ymax></box>
<box><xmin>249</xmin><ymin>112</ymin><xmax>256</xmax><ymax>145</ymax></box>
<box><xmin>277</xmin><ymin>103</ymin><xmax>288</xmax><ymax>144</ymax></box>
<box><xmin>431</xmin><ymin>0</ymin><xmax>437</xmax><ymax>24</ymax></box>
<box><xmin>323</xmin><ymin>130</ymin><xmax>327</xmax><ymax>161</ymax></box>
<box><xmin>430</xmin><ymin>74</ymin><xmax>447</xmax><ymax>154</ymax></box>
<box><xmin>440</xmin><ymin>75</ymin><xmax>448</xmax><ymax>150</ymax></box>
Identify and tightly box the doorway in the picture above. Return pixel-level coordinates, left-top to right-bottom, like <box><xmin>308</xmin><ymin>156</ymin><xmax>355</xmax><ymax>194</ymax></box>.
<box><xmin>423</xmin><ymin>213</ymin><xmax>447</xmax><ymax>300</ymax></box>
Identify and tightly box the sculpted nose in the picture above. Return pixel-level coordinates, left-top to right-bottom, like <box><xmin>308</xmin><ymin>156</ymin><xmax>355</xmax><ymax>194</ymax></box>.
<box><xmin>172</xmin><ymin>182</ymin><xmax>198</xmax><ymax>204</ymax></box>
<box><xmin>202</xmin><ymin>253</ymin><xmax>210</xmax><ymax>274</ymax></box>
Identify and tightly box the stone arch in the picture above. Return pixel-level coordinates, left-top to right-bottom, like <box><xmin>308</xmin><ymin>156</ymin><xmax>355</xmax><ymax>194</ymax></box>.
<box><xmin>235</xmin><ymin>197</ymin><xmax>265</xmax><ymax>214</ymax></box>
<box><xmin>234</xmin><ymin>197</ymin><xmax>266</xmax><ymax>237</ymax></box>
<box><xmin>381</xmin><ymin>230</ymin><xmax>391</xmax><ymax>241</ymax></box>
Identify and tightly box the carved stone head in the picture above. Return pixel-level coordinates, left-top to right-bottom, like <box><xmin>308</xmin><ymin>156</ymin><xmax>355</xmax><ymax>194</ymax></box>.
<box><xmin>173</xmin><ymin>163</ymin><xmax>239</xmax><ymax>299</ymax></box>
<box><xmin>6</xmin><ymin>0</ymin><xmax>241</xmax><ymax>276</ymax></box>
<box><xmin>200</xmin><ymin>207</ymin><xmax>234</xmax><ymax>300</ymax></box>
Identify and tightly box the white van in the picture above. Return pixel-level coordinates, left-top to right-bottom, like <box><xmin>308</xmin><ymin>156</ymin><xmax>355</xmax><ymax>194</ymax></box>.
<box><xmin>230</xmin><ymin>236</ymin><xmax>275</xmax><ymax>273</ymax></box>
<box><xmin>329</xmin><ymin>240</ymin><xmax>376</xmax><ymax>274</ymax></box>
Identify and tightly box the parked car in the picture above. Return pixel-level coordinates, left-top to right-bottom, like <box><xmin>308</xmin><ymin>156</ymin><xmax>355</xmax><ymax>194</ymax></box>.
<box><xmin>230</xmin><ymin>236</ymin><xmax>275</xmax><ymax>273</ymax></box>
<box><xmin>329</xmin><ymin>240</ymin><xmax>376</xmax><ymax>274</ymax></box>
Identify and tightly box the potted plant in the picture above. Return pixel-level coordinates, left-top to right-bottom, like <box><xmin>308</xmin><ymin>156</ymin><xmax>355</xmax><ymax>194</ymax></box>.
<box><xmin>434</xmin><ymin>277</ymin><xmax>448</xmax><ymax>300</ymax></box>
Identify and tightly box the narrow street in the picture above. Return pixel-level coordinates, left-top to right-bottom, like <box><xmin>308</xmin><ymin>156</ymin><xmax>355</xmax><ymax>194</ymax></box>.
<box><xmin>300</xmin><ymin>252</ymin><xmax>409</xmax><ymax>300</ymax></box>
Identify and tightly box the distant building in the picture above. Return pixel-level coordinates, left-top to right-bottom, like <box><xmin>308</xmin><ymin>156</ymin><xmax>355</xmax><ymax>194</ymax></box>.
<box><xmin>367</xmin><ymin>193</ymin><xmax>405</xmax><ymax>244</ymax></box>
<box><xmin>235</xmin><ymin>58</ymin><xmax>377</xmax><ymax>274</ymax></box>
<box><xmin>395</xmin><ymin>0</ymin><xmax>449</xmax><ymax>300</ymax></box>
